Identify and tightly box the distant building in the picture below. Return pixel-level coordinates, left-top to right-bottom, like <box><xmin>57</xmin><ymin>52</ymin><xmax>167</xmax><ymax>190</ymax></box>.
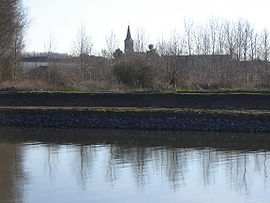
<box><xmin>120</xmin><ymin>26</ymin><xmax>159</xmax><ymax>60</ymax></box>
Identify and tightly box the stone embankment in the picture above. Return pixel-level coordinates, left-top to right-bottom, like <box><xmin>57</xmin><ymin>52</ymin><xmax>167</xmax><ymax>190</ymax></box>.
<box><xmin>0</xmin><ymin>108</ymin><xmax>270</xmax><ymax>133</ymax></box>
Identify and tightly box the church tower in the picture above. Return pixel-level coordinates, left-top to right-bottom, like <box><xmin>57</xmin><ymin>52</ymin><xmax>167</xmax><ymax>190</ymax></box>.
<box><xmin>124</xmin><ymin>26</ymin><xmax>134</xmax><ymax>55</ymax></box>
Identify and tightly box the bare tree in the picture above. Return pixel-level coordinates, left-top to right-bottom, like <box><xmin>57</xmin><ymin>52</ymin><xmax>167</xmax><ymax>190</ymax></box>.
<box><xmin>202</xmin><ymin>26</ymin><xmax>211</xmax><ymax>55</ymax></box>
<box><xmin>249</xmin><ymin>28</ymin><xmax>259</xmax><ymax>60</ymax></box>
<box><xmin>234</xmin><ymin>19</ymin><xmax>246</xmax><ymax>60</ymax></box>
<box><xmin>217</xmin><ymin>21</ymin><xmax>225</xmax><ymax>54</ymax></box>
<box><xmin>184</xmin><ymin>18</ymin><xmax>194</xmax><ymax>55</ymax></box>
<box><xmin>45</xmin><ymin>34</ymin><xmax>57</xmax><ymax>55</ymax></box>
<box><xmin>261</xmin><ymin>29</ymin><xmax>270</xmax><ymax>61</ymax></box>
<box><xmin>72</xmin><ymin>24</ymin><xmax>94</xmax><ymax>80</ymax></box>
<box><xmin>0</xmin><ymin>0</ymin><xmax>27</xmax><ymax>82</ymax></box>
<box><xmin>156</xmin><ymin>37</ymin><xmax>170</xmax><ymax>56</ymax></box>
<box><xmin>45</xmin><ymin>34</ymin><xmax>57</xmax><ymax>83</ymax></box>
<box><xmin>12</xmin><ymin>27</ymin><xmax>24</xmax><ymax>84</ymax></box>
<box><xmin>242</xmin><ymin>20</ymin><xmax>251</xmax><ymax>61</ymax></box>
<box><xmin>104</xmin><ymin>30</ymin><xmax>119</xmax><ymax>58</ymax></box>
<box><xmin>224</xmin><ymin>19</ymin><xmax>236</xmax><ymax>57</ymax></box>
<box><xmin>194</xmin><ymin>26</ymin><xmax>204</xmax><ymax>55</ymax></box>
<box><xmin>134</xmin><ymin>27</ymin><xmax>148</xmax><ymax>52</ymax></box>
<box><xmin>209</xmin><ymin>17</ymin><xmax>219</xmax><ymax>54</ymax></box>
<box><xmin>168</xmin><ymin>31</ymin><xmax>183</xmax><ymax>55</ymax></box>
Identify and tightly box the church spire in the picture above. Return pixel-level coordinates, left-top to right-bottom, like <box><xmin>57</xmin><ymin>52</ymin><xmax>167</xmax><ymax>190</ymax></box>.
<box><xmin>124</xmin><ymin>25</ymin><xmax>134</xmax><ymax>55</ymax></box>
<box><xmin>126</xmin><ymin>25</ymin><xmax>132</xmax><ymax>40</ymax></box>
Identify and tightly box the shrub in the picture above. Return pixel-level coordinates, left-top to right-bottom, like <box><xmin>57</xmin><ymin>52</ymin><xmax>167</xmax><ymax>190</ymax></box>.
<box><xmin>112</xmin><ymin>57</ymin><xmax>155</xmax><ymax>88</ymax></box>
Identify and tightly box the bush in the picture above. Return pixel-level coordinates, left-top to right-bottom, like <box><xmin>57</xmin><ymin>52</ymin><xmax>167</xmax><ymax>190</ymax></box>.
<box><xmin>112</xmin><ymin>57</ymin><xmax>155</xmax><ymax>88</ymax></box>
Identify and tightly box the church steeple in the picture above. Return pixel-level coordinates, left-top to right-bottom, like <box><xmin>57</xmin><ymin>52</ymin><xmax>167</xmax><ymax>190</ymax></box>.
<box><xmin>126</xmin><ymin>25</ymin><xmax>132</xmax><ymax>40</ymax></box>
<box><xmin>124</xmin><ymin>25</ymin><xmax>134</xmax><ymax>55</ymax></box>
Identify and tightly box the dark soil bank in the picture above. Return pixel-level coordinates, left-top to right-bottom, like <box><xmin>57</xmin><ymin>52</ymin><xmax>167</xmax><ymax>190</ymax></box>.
<box><xmin>1</xmin><ymin>92</ymin><xmax>270</xmax><ymax>110</ymax></box>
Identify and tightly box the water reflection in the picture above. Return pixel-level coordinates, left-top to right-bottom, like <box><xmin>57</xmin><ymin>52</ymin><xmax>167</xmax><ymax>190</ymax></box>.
<box><xmin>73</xmin><ymin>145</ymin><xmax>97</xmax><ymax>190</ymax></box>
<box><xmin>0</xmin><ymin>141</ymin><xmax>25</xmax><ymax>203</ymax></box>
<box><xmin>0</xmin><ymin>127</ymin><xmax>270</xmax><ymax>203</ymax></box>
<box><xmin>101</xmin><ymin>145</ymin><xmax>270</xmax><ymax>192</ymax></box>
<box><xmin>43</xmin><ymin>144</ymin><xmax>60</xmax><ymax>180</ymax></box>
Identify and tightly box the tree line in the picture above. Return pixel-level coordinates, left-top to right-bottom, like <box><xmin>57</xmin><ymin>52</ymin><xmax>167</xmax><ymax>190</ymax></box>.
<box><xmin>155</xmin><ymin>18</ymin><xmax>270</xmax><ymax>61</ymax></box>
<box><xmin>0</xmin><ymin>0</ymin><xmax>26</xmax><ymax>83</ymax></box>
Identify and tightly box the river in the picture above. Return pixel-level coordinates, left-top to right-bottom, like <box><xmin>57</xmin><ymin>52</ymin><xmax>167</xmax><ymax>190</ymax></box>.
<box><xmin>0</xmin><ymin>127</ymin><xmax>269</xmax><ymax>203</ymax></box>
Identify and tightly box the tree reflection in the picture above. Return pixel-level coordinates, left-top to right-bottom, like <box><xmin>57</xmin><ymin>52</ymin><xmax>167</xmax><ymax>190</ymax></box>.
<box><xmin>200</xmin><ymin>148</ymin><xmax>219</xmax><ymax>186</ymax></box>
<box><xmin>105</xmin><ymin>145</ymin><xmax>122</xmax><ymax>185</ymax></box>
<box><xmin>102</xmin><ymin>145</ymin><xmax>270</xmax><ymax>193</ymax></box>
<box><xmin>105</xmin><ymin>145</ymin><xmax>149</xmax><ymax>188</ymax></box>
<box><xmin>130</xmin><ymin>147</ymin><xmax>148</xmax><ymax>188</ymax></box>
<box><xmin>162</xmin><ymin>148</ymin><xmax>188</xmax><ymax>190</ymax></box>
<box><xmin>73</xmin><ymin>145</ymin><xmax>97</xmax><ymax>190</ymax></box>
<box><xmin>44</xmin><ymin>144</ymin><xmax>60</xmax><ymax>179</ymax></box>
<box><xmin>80</xmin><ymin>130</ymin><xmax>270</xmax><ymax>193</ymax></box>
<box><xmin>0</xmin><ymin>142</ymin><xmax>25</xmax><ymax>203</ymax></box>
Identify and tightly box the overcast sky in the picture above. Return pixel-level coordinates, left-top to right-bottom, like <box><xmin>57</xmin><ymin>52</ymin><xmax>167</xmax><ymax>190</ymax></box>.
<box><xmin>22</xmin><ymin>0</ymin><xmax>270</xmax><ymax>54</ymax></box>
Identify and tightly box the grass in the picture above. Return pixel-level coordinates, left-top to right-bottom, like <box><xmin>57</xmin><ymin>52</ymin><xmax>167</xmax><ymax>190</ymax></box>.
<box><xmin>16</xmin><ymin>90</ymin><xmax>89</xmax><ymax>94</ymax></box>
<box><xmin>11</xmin><ymin>89</ymin><xmax>270</xmax><ymax>95</ymax></box>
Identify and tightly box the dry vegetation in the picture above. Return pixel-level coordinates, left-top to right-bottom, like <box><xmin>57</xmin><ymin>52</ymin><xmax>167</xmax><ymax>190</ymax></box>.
<box><xmin>1</xmin><ymin>4</ymin><xmax>270</xmax><ymax>92</ymax></box>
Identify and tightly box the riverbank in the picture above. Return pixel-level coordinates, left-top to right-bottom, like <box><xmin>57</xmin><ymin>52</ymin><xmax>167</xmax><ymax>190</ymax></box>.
<box><xmin>1</xmin><ymin>106</ymin><xmax>270</xmax><ymax>132</ymax></box>
<box><xmin>1</xmin><ymin>91</ymin><xmax>270</xmax><ymax>132</ymax></box>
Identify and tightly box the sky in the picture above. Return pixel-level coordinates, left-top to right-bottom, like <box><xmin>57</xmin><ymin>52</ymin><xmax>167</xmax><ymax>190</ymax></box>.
<box><xmin>22</xmin><ymin>0</ymin><xmax>270</xmax><ymax>54</ymax></box>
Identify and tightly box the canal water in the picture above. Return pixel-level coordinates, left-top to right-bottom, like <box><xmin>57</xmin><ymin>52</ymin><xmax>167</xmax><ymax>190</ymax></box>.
<box><xmin>0</xmin><ymin>127</ymin><xmax>270</xmax><ymax>203</ymax></box>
